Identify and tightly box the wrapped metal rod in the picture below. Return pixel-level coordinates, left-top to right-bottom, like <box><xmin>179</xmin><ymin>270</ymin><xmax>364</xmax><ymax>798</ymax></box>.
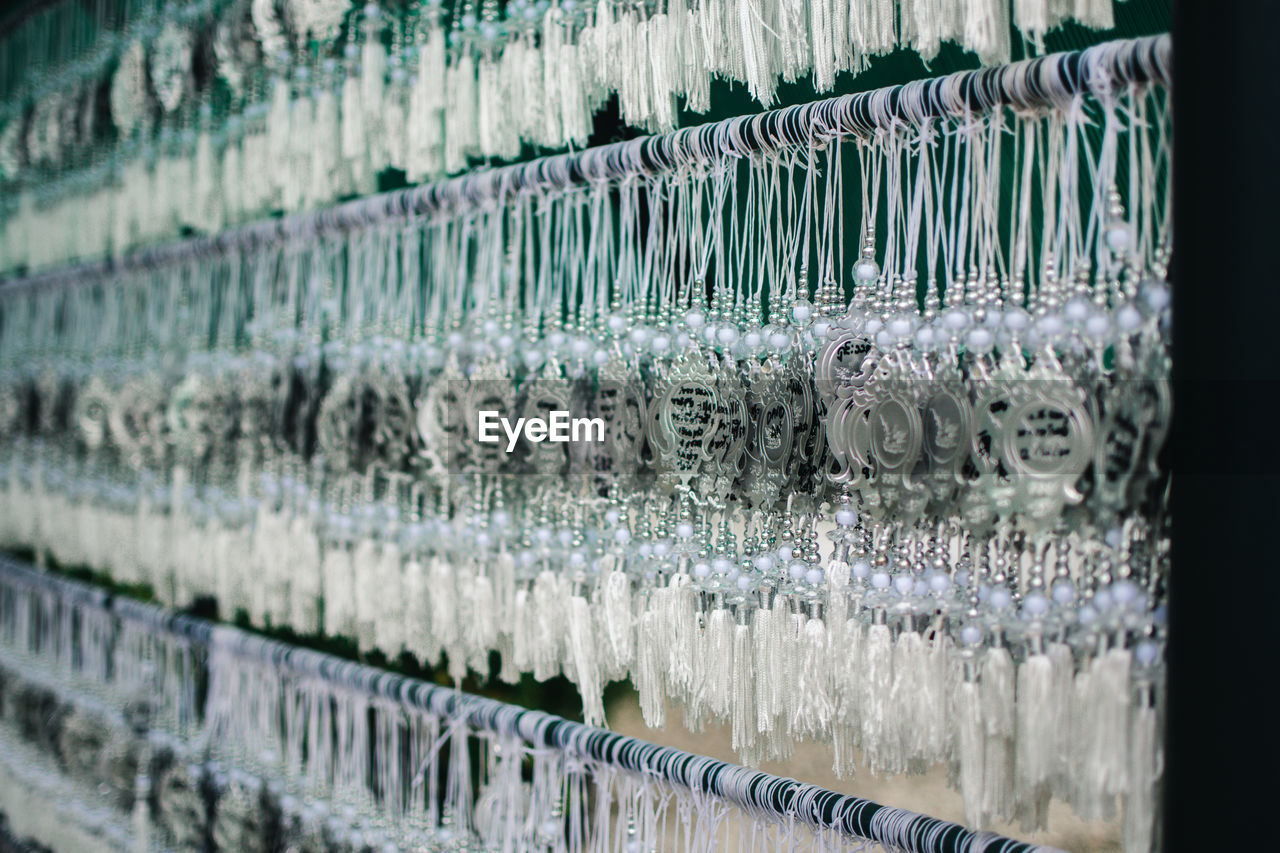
<box><xmin>0</xmin><ymin>553</ymin><xmax>1055</xmax><ymax>853</ymax></box>
<box><xmin>1</xmin><ymin>33</ymin><xmax>1169</xmax><ymax>292</ymax></box>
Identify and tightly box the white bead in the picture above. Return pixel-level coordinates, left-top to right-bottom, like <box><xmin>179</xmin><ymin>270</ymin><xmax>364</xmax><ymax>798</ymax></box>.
<box><xmin>768</xmin><ymin>331</ymin><xmax>791</xmax><ymax>350</ymax></box>
<box><xmin>989</xmin><ymin>587</ymin><xmax>1012</xmax><ymax>610</ymax></box>
<box><xmin>1052</xmin><ymin>579</ymin><xmax>1076</xmax><ymax>604</ymax></box>
<box><xmin>875</xmin><ymin>329</ymin><xmax>894</xmax><ymax>349</ymax></box>
<box><xmin>1037</xmin><ymin>313</ymin><xmax>1065</xmax><ymax>337</ymax></box>
<box><xmin>1135</xmin><ymin>640</ymin><xmax>1159</xmax><ymax>666</ymax></box>
<box><xmin>571</xmin><ymin>337</ymin><xmax>591</xmax><ymax>356</ymax></box>
<box><xmin>888</xmin><ymin>316</ymin><xmax>914</xmax><ymax>338</ymax></box>
<box><xmin>777</xmin><ymin>545</ymin><xmax>794</xmax><ymax>561</ymax></box>
<box><xmin>650</xmin><ymin>334</ymin><xmax>670</xmax><ymax>354</ymax></box>
<box><xmin>523</xmin><ymin>349</ymin><xmax>545</xmax><ymax>369</ymax></box>
<box><xmin>852</xmin><ymin>559</ymin><xmax>870</xmax><ymax>579</ymax></box>
<box><xmin>1065</xmin><ymin>297</ymin><xmax>1091</xmax><ymax>323</ymax></box>
<box><xmin>914</xmin><ymin>326</ymin><xmax>936</xmax><ymax>350</ymax></box>
<box><xmin>613</xmin><ymin>528</ymin><xmax>631</xmax><ymax>545</ymax></box>
<box><xmin>928</xmin><ymin>574</ymin><xmax>950</xmax><ymax>593</ymax></box>
<box><xmin>693</xmin><ymin>562</ymin><xmax>711</xmax><ymax>578</ymax></box>
<box><xmin>943</xmin><ymin>309</ymin><xmax>970</xmax><ymax>330</ymax></box>
<box><xmin>736</xmin><ymin>575</ymin><xmax>753</xmax><ymax>590</ymax></box>
<box><xmin>1143</xmin><ymin>282</ymin><xmax>1171</xmax><ymax>311</ymax></box>
<box><xmin>1084</xmin><ymin>313</ymin><xmax>1113</xmax><ymax>341</ymax></box>
<box><xmin>791</xmin><ymin>300</ymin><xmax>813</xmax><ymax>322</ymax></box>
<box><xmin>652</xmin><ymin>540</ymin><xmax>670</xmax><ymax>556</ymax></box>
<box><xmin>676</xmin><ymin>522</ymin><xmax>694</xmax><ymax>539</ymax></box>
<box><xmin>1116</xmin><ymin>303</ymin><xmax>1143</xmax><ymax>332</ymax></box>
<box><xmin>685</xmin><ymin>309</ymin><xmax>706</xmax><ymax>329</ymax></box>
<box><xmin>717</xmin><ymin>325</ymin><xmax>739</xmax><ymax>344</ymax></box>
<box><xmin>961</xmin><ymin>625</ymin><xmax>982</xmax><ymax>645</ymax></box>
<box><xmin>608</xmin><ymin>313</ymin><xmax>628</xmax><ymax>333</ymax></box>
<box><xmin>811</xmin><ymin>320</ymin><xmax>831</xmax><ymax>339</ymax></box>
<box><xmin>835</xmin><ymin>508</ymin><xmax>857</xmax><ymax>527</ymax></box>
<box><xmin>1112</xmin><ymin>579</ymin><xmax>1138</xmax><ymax>606</ymax></box>
<box><xmin>871</xmin><ymin>571</ymin><xmax>891</xmax><ymax>589</ymax></box>
<box><xmin>788</xmin><ymin>561</ymin><xmax>807</xmax><ymax>580</ymax></box>
<box><xmin>805</xmin><ymin>568</ymin><xmax>825</xmax><ymax>585</ymax></box>
<box><xmin>630</xmin><ymin>326</ymin><xmax>651</xmax><ymax>345</ymax></box>
<box><xmin>966</xmin><ymin>327</ymin><xmax>994</xmax><ymax>352</ymax></box>
<box><xmin>1004</xmin><ymin>308</ymin><xmax>1030</xmax><ymax>331</ymax></box>
<box><xmin>592</xmin><ymin>348</ymin><xmax>610</xmax><ymax>365</ymax></box>
<box><xmin>754</xmin><ymin>555</ymin><xmax>775</xmax><ymax>572</ymax></box>
<box><xmin>1024</xmin><ymin>591</ymin><xmax>1049</xmax><ymax>616</ymax></box>
<box><xmin>604</xmin><ymin>509</ymin><xmax>620</xmax><ymax>526</ymax></box>
<box><xmin>893</xmin><ymin>574</ymin><xmax>914</xmax><ymax>595</ymax></box>
<box><xmin>854</xmin><ymin>259</ymin><xmax>880</xmax><ymax>283</ymax></box>
<box><xmin>713</xmin><ymin>557</ymin><xmax>734</xmax><ymax>575</ymax></box>
<box><xmin>1105</xmin><ymin>224</ymin><xmax>1133</xmax><ymax>253</ymax></box>
<box><xmin>744</xmin><ymin>331</ymin><xmax>763</xmax><ymax>349</ymax></box>
<box><xmin>864</xmin><ymin>317</ymin><xmax>883</xmax><ymax>335</ymax></box>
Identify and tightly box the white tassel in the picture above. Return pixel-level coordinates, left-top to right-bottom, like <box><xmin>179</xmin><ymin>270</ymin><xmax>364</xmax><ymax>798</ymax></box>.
<box><xmin>531</xmin><ymin>570</ymin><xmax>563</xmax><ymax>681</ymax></box>
<box><xmin>860</xmin><ymin>622</ymin><xmax>893</xmax><ymax>774</ymax></box>
<box><xmin>466</xmin><ymin>572</ymin><xmax>497</xmax><ymax>674</ymax></box>
<box><xmin>1094</xmin><ymin>647</ymin><xmax>1132</xmax><ymax>803</ymax></box>
<box><xmin>321</xmin><ymin>545</ymin><xmax>354</xmax><ymax>638</ymax></box>
<box><xmin>966</xmin><ymin>0</ymin><xmax>1013</xmax><ymax>65</ymax></box>
<box><xmin>511</xmin><ymin>586</ymin><xmax>532</xmax><ymax>674</ymax></box>
<box><xmin>289</xmin><ymin>516</ymin><xmax>322</xmax><ymax>634</ymax></box>
<box><xmin>374</xmin><ymin>543</ymin><xmax>405</xmax><ymax>656</ymax></box>
<box><xmin>445</xmin><ymin>53</ymin><xmax>478</xmax><ymax>173</ymax></box>
<box><xmin>1124</xmin><ymin>695</ymin><xmax>1162</xmax><ymax>853</ymax></box>
<box><xmin>981</xmin><ymin>645</ymin><xmax>1016</xmax><ymax>824</ymax></box>
<box><xmin>698</xmin><ymin>607</ymin><xmax>734</xmax><ymax>722</ymax></box>
<box><xmin>889</xmin><ymin>628</ymin><xmax>925</xmax><ymax>772</ymax></box>
<box><xmin>1015</xmin><ymin>651</ymin><xmax>1056</xmax><ymax>831</ymax></box>
<box><xmin>428</xmin><ymin>558</ymin><xmax>458</xmax><ymax>665</ymax></box>
<box><xmin>351</xmin><ymin>538</ymin><xmax>379</xmax><ymax>650</ymax></box>
<box><xmin>954</xmin><ymin>677</ymin><xmax>987</xmax><ymax>827</ymax></box>
<box><xmin>566</xmin><ymin>595</ymin><xmax>605</xmax><ymax>726</ymax></box>
<box><xmin>1013</xmin><ymin>0</ymin><xmax>1050</xmax><ymax>52</ymax></box>
<box><xmin>793</xmin><ymin>616</ymin><xmax>835</xmax><ymax>741</ymax></box>
<box><xmin>635</xmin><ymin>606</ymin><xmax>666</xmax><ymax>728</ymax></box>
<box><xmin>265</xmin><ymin>76</ymin><xmax>291</xmax><ymax>206</ymax></box>
<box><xmin>730</xmin><ymin>621</ymin><xmax>759</xmax><ymax>764</ymax></box>
<box><xmin>600</xmin><ymin>570</ymin><xmax>633</xmax><ymax>680</ymax></box>
<box><xmin>402</xmin><ymin>559</ymin><xmax>430</xmax><ymax>661</ymax></box>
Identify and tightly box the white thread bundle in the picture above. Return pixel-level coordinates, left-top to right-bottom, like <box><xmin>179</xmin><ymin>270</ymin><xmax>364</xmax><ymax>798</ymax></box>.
<box><xmin>861</xmin><ymin>623</ymin><xmax>894</xmax><ymax>774</ymax></box>
<box><xmin>567</xmin><ymin>594</ymin><xmax>606</xmax><ymax>727</ymax></box>
<box><xmin>599</xmin><ymin>570</ymin><xmax>633</xmax><ymax>680</ymax></box>
<box><xmin>1015</xmin><ymin>651</ymin><xmax>1056</xmax><ymax>830</ymax></box>
<box><xmin>980</xmin><ymin>645</ymin><xmax>1016</xmax><ymax>824</ymax></box>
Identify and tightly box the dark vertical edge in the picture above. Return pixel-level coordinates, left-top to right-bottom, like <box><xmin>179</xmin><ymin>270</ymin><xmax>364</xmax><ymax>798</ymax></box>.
<box><xmin>1166</xmin><ymin>2</ymin><xmax>1280</xmax><ymax>852</ymax></box>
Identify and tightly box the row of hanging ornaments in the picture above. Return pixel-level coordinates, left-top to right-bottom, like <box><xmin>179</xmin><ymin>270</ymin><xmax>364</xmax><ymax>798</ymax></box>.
<box><xmin>0</xmin><ymin>43</ymin><xmax>1169</xmax><ymax>840</ymax></box>
<box><xmin>0</xmin><ymin>0</ymin><xmax>1126</xmax><ymax>272</ymax></box>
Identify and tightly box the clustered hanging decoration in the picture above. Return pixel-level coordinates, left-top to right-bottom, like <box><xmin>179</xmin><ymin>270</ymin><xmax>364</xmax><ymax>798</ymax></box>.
<box><xmin>0</xmin><ymin>555</ymin><xmax>1049</xmax><ymax>853</ymax></box>
<box><xmin>0</xmin><ymin>0</ymin><xmax>1125</xmax><ymax>273</ymax></box>
<box><xmin>0</xmin><ymin>34</ymin><xmax>1170</xmax><ymax>851</ymax></box>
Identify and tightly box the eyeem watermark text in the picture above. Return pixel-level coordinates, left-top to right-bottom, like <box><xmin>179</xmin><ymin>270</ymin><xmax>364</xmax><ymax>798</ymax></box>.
<box><xmin>477</xmin><ymin>410</ymin><xmax>606</xmax><ymax>453</ymax></box>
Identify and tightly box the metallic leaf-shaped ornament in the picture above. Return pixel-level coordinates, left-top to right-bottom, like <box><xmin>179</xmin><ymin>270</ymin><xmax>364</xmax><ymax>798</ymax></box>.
<box><xmin>739</xmin><ymin>359</ymin><xmax>793</xmax><ymax>508</ymax></box>
<box><xmin>648</xmin><ymin>352</ymin><xmax>720</xmax><ymax>495</ymax></box>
